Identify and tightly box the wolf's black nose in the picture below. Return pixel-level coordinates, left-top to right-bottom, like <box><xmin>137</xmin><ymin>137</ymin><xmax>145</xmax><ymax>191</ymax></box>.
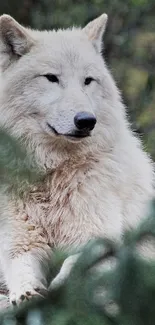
<box><xmin>74</xmin><ymin>112</ymin><xmax>96</xmax><ymax>131</ymax></box>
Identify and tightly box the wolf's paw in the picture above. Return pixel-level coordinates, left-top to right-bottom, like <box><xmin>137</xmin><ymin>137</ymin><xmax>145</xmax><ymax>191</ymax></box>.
<box><xmin>9</xmin><ymin>281</ymin><xmax>48</xmax><ymax>306</ymax></box>
<box><xmin>49</xmin><ymin>254</ymin><xmax>80</xmax><ymax>290</ymax></box>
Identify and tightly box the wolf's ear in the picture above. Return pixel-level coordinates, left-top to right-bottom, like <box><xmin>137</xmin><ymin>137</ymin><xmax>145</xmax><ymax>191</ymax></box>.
<box><xmin>0</xmin><ymin>15</ymin><xmax>34</xmax><ymax>61</ymax></box>
<box><xmin>83</xmin><ymin>13</ymin><xmax>108</xmax><ymax>53</ymax></box>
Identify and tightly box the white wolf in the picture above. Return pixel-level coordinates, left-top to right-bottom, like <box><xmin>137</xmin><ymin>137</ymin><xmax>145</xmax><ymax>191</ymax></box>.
<box><xmin>0</xmin><ymin>13</ymin><xmax>154</xmax><ymax>305</ymax></box>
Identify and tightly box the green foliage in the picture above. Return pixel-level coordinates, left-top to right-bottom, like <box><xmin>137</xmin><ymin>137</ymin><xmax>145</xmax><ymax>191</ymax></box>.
<box><xmin>0</xmin><ymin>129</ymin><xmax>43</xmax><ymax>194</ymax></box>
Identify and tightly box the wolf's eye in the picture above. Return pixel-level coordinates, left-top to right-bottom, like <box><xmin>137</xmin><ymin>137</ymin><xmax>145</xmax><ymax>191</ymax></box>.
<box><xmin>84</xmin><ymin>77</ymin><xmax>94</xmax><ymax>86</ymax></box>
<box><xmin>44</xmin><ymin>74</ymin><xmax>59</xmax><ymax>83</ymax></box>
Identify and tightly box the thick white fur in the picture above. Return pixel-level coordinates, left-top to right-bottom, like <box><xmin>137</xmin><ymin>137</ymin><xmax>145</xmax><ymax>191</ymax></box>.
<box><xmin>0</xmin><ymin>14</ymin><xmax>154</xmax><ymax>304</ymax></box>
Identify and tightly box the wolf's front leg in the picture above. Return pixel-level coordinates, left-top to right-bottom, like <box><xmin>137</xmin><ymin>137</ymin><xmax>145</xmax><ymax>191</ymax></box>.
<box><xmin>0</xmin><ymin>216</ymin><xmax>52</xmax><ymax>305</ymax></box>
<box><xmin>6</xmin><ymin>250</ymin><xmax>51</xmax><ymax>305</ymax></box>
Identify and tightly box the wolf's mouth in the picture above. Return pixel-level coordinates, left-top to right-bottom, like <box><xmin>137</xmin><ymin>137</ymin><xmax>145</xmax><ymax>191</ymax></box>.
<box><xmin>66</xmin><ymin>131</ymin><xmax>91</xmax><ymax>138</ymax></box>
<box><xmin>47</xmin><ymin>123</ymin><xmax>91</xmax><ymax>139</ymax></box>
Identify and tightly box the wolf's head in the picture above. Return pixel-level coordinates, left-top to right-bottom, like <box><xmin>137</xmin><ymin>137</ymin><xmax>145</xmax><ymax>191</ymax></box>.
<box><xmin>0</xmin><ymin>14</ymin><xmax>127</xmax><ymax>166</ymax></box>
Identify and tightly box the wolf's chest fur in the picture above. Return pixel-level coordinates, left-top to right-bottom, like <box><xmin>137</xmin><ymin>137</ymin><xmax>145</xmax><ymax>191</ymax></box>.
<box><xmin>22</xmin><ymin>156</ymin><xmax>123</xmax><ymax>249</ymax></box>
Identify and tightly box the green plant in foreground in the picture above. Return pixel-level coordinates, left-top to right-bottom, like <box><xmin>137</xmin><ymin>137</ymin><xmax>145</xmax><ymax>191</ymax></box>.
<box><xmin>0</xmin><ymin>129</ymin><xmax>44</xmax><ymax>194</ymax></box>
